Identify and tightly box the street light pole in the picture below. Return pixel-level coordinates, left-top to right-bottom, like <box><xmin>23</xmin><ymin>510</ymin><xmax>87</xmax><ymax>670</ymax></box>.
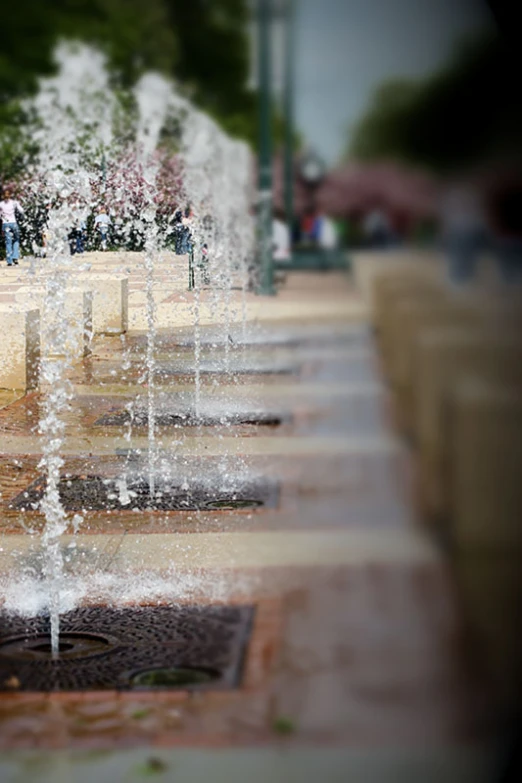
<box><xmin>283</xmin><ymin>0</ymin><xmax>295</xmax><ymax>254</ymax></box>
<box><xmin>256</xmin><ymin>0</ymin><xmax>275</xmax><ymax>295</ymax></box>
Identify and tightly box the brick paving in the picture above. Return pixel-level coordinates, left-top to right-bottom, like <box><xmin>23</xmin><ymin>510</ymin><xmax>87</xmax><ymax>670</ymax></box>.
<box><xmin>0</xmin><ymin>264</ymin><xmax>501</xmax><ymax>770</ymax></box>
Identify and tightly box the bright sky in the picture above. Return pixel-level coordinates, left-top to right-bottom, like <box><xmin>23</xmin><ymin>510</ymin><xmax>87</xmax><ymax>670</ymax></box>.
<box><xmin>291</xmin><ymin>0</ymin><xmax>495</xmax><ymax>165</ymax></box>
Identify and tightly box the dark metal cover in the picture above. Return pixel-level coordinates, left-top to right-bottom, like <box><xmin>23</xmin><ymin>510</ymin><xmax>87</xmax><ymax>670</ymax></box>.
<box><xmin>0</xmin><ymin>604</ymin><xmax>254</xmax><ymax>692</ymax></box>
<box><xmin>95</xmin><ymin>409</ymin><xmax>287</xmax><ymax>427</ymax></box>
<box><xmin>10</xmin><ymin>476</ymin><xmax>280</xmax><ymax>512</ymax></box>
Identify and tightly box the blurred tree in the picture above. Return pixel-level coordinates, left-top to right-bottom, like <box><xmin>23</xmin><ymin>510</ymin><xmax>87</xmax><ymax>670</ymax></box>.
<box><xmin>164</xmin><ymin>0</ymin><xmax>264</xmax><ymax>145</ymax></box>
<box><xmin>345</xmin><ymin>32</ymin><xmax>522</xmax><ymax>171</ymax></box>
<box><xmin>0</xmin><ymin>103</ymin><xmax>40</xmax><ymax>181</ymax></box>
<box><xmin>0</xmin><ymin>1</ymin><xmax>178</xmax><ymax>101</ymax></box>
<box><xmin>54</xmin><ymin>0</ymin><xmax>178</xmax><ymax>85</ymax></box>
<box><xmin>165</xmin><ymin>1</ymin><xmax>250</xmax><ymax>112</ymax></box>
<box><xmin>347</xmin><ymin>79</ymin><xmax>421</xmax><ymax>163</ymax></box>
<box><xmin>0</xmin><ymin>0</ymin><xmax>265</xmax><ymax>151</ymax></box>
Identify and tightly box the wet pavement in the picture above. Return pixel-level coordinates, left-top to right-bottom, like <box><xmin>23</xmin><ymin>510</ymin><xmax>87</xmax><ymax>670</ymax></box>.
<box><xmin>0</xmin><ymin>270</ymin><xmax>504</xmax><ymax>780</ymax></box>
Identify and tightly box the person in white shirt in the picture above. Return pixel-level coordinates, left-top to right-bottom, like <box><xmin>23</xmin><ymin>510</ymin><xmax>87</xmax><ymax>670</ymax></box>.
<box><xmin>94</xmin><ymin>207</ymin><xmax>111</xmax><ymax>250</ymax></box>
<box><xmin>0</xmin><ymin>187</ymin><xmax>24</xmax><ymax>266</ymax></box>
<box><xmin>317</xmin><ymin>213</ymin><xmax>338</xmax><ymax>250</ymax></box>
<box><xmin>272</xmin><ymin>210</ymin><xmax>291</xmax><ymax>262</ymax></box>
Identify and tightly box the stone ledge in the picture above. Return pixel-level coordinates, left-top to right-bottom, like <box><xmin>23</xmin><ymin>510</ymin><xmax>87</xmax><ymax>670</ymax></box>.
<box><xmin>0</xmin><ymin>306</ymin><xmax>40</xmax><ymax>392</ymax></box>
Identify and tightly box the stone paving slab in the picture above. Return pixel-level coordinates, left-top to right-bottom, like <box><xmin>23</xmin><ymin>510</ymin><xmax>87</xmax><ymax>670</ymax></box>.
<box><xmin>0</xmin><ymin>391</ymin><xmax>23</xmax><ymax>409</ymax></box>
<box><xmin>0</xmin><ymin>564</ymin><xmax>494</xmax><ymax>753</ymax></box>
<box><xmin>128</xmin><ymin>300</ymin><xmax>367</xmax><ymax>330</ymax></box>
<box><xmin>0</xmin><ymin>269</ymin><xmax>502</xmax><ymax>763</ymax></box>
<box><xmin>0</xmin><ymin>528</ymin><xmax>439</xmax><ymax>575</ymax></box>
<box><xmin>0</xmin><ymin>445</ymin><xmax>413</xmax><ymax>536</ymax></box>
<box><xmin>0</xmin><ymin>745</ymin><xmax>500</xmax><ymax>783</ymax></box>
<box><xmin>0</xmin><ymin>432</ymin><xmax>402</xmax><ymax>457</ymax></box>
<box><xmin>71</xmin><ymin>382</ymin><xmax>384</xmax><ymax>398</ymax></box>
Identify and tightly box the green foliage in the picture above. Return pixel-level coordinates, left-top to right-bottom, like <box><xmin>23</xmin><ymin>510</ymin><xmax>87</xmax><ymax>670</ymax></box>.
<box><xmin>0</xmin><ymin>102</ymin><xmax>40</xmax><ymax>181</ymax></box>
<box><xmin>272</xmin><ymin>715</ymin><xmax>296</xmax><ymax>735</ymax></box>
<box><xmin>347</xmin><ymin>79</ymin><xmax>421</xmax><ymax>163</ymax></box>
<box><xmin>130</xmin><ymin>708</ymin><xmax>151</xmax><ymax>720</ymax></box>
<box><xmin>0</xmin><ymin>1</ymin><xmax>178</xmax><ymax>101</ymax></box>
<box><xmin>112</xmin><ymin>88</ymin><xmax>140</xmax><ymax>148</ymax></box>
<box><xmin>0</xmin><ymin>4</ymin><xmax>57</xmax><ymax>101</ymax></box>
<box><xmin>53</xmin><ymin>0</ymin><xmax>178</xmax><ymax>86</ymax></box>
<box><xmin>134</xmin><ymin>756</ymin><xmax>169</xmax><ymax>776</ymax></box>
<box><xmin>346</xmin><ymin>32</ymin><xmax>522</xmax><ymax>171</ymax></box>
<box><xmin>0</xmin><ymin>0</ymin><xmax>262</xmax><ymax>177</ymax></box>
<box><xmin>164</xmin><ymin>0</ymin><xmax>267</xmax><ymax>146</ymax></box>
<box><xmin>0</xmin><ymin>0</ymin><xmax>297</xmax><ymax>187</ymax></box>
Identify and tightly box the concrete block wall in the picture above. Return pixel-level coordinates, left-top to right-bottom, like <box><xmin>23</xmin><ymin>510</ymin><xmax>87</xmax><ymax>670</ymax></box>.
<box><xmin>14</xmin><ymin>288</ymin><xmax>94</xmax><ymax>360</ymax></box>
<box><xmin>364</xmin><ymin>258</ymin><xmax>522</xmax><ymax>705</ymax></box>
<box><xmin>0</xmin><ymin>306</ymin><xmax>40</xmax><ymax>391</ymax></box>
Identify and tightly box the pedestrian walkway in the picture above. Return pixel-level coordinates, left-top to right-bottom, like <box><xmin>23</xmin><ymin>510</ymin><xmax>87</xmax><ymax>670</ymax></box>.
<box><xmin>0</xmin><ymin>261</ymin><xmax>502</xmax><ymax>782</ymax></box>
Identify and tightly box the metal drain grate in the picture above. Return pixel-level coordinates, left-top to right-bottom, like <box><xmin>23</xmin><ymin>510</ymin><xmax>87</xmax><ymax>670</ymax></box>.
<box><xmin>10</xmin><ymin>476</ymin><xmax>280</xmax><ymax>512</ymax></box>
<box><xmin>95</xmin><ymin>409</ymin><xmax>288</xmax><ymax>427</ymax></box>
<box><xmin>0</xmin><ymin>604</ymin><xmax>254</xmax><ymax>692</ymax></box>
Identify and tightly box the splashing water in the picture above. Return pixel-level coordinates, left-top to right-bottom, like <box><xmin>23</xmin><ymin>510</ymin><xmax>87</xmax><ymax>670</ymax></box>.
<box><xmin>4</xmin><ymin>41</ymin><xmax>256</xmax><ymax>629</ymax></box>
<box><xmin>193</xmin><ymin>262</ymin><xmax>202</xmax><ymax>419</ymax></box>
<box><xmin>28</xmin><ymin>43</ymin><xmax>112</xmax><ymax>654</ymax></box>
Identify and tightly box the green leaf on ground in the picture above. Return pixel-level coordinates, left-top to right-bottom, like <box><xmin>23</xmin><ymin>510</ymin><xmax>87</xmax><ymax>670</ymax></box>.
<box><xmin>130</xmin><ymin>708</ymin><xmax>150</xmax><ymax>720</ymax></box>
<box><xmin>272</xmin><ymin>716</ymin><xmax>296</xmax><ymax>735</ymax></box>
<box><xmin>134</xmin><ymin>756</ymin><xmax>169</xmax><ymax>777</ymax></box>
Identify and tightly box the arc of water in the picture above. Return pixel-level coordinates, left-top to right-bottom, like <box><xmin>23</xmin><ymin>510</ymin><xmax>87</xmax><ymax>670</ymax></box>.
<box><xmin>134</xmin><ymin>73</ymin><xmax>173</xmax><ymax>502</ymax></box>
<box><xmin>5</xmin><ymin>41</ymin><xmax>256</xmax><ymax>626</ymax></box>
<box><xmin>29</xmin><ymin>43</ymin><xmax>114</xmax><ymax>654</ymax></box>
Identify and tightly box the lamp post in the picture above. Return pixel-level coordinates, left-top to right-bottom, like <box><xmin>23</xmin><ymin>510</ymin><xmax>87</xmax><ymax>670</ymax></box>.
<box><xmin>298</xmin><ymin>150</ymin><xmax>326</xmax><ymax>267</ymax></box>
<box><xmin>300</xmin><ymin>149</ymin><xmax>326</xmax><ymax>222</ymax></box>
<box><xmin>256</xmin><ymin>0</ymin><xmax>275</xmax><ymax>295</ymax></box>
<box><xmin>283</xmin><ymin>0</ymin><xmax>295</xmax><ymax>252</ymax></box>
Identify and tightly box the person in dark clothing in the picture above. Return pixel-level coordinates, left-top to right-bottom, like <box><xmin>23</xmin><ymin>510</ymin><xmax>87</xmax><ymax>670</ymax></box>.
<box><xmin>173</xmin><ymin>206</ymin><xmax>193</xmax><ymax>255</ymax></box>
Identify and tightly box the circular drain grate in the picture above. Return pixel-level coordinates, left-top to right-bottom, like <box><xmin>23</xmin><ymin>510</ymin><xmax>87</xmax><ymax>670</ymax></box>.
<box><xmin>0</xmin><ymin>605</ymin><xmax>254</xmax><ymax>692</ymax></box>
<box><xmin>0</xmin><ymin>632</ymin><xmax>118</xmax><ymax>661</ymax></box>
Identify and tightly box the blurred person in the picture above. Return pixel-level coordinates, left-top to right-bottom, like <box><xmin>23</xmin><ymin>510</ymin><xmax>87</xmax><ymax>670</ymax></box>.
<box><xmin>173</xmin><ymin>205</ymin><xmax>194</xmax><ymax>255</ymax></box>
<box><xmin>440</xmin><ymin>185</ymin><xmax>487</xmax><ymax>286</ymax></box>
<box><xmin>334</xmin><ymin>216</ymin><xmax>350</xmax><ymax>248</ymax></box>
<box><xmin>68</xmin><ymin>218</ymin><xmax>86</xmax><ymax>255</ymax></box>
<box><xmin>317</xmin><ymin>212</ymin><xmax>338</xmax><ymax>250</ymax></box>
<box><xmin>172</xmin><ymin>209</ymin><xmax>184</xmax><ymax>253</ymax></box>
<box><xmin>33</xmin><ymin>201</ymin><xmax>50</xmax><ymax>258</ymax></box>
<box><xmin>300</xmin><ymin>208</ymin><xmax>321</xmax><ymax>246</ymax></box>
<box><xmin>291</xmin><ymin>215</ymin><xmax>301</xmax><ymax>245</ymax></box>
<box><xmin>272</xmin><ymin>209</ymin><xmax>291</xmax><ymax>262</ymax></box>
<box><xmin>363</xmin><ymin>204</ymin><xmax>392</xmax><ymax>248</ymax></box>
<box><xmin>94</xmin><ymin>206</ymin><xmax>111</xmax><ymax>250</ymax></box>
<box><xmin>0</xmin><ymin>186</ymin><xmax>24</xmax><ymax>266</ymax></box>
<box><xmin>77</xmin><ymin>219</ymin><xmax>86</xmax><ymax>254</ymax></box>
